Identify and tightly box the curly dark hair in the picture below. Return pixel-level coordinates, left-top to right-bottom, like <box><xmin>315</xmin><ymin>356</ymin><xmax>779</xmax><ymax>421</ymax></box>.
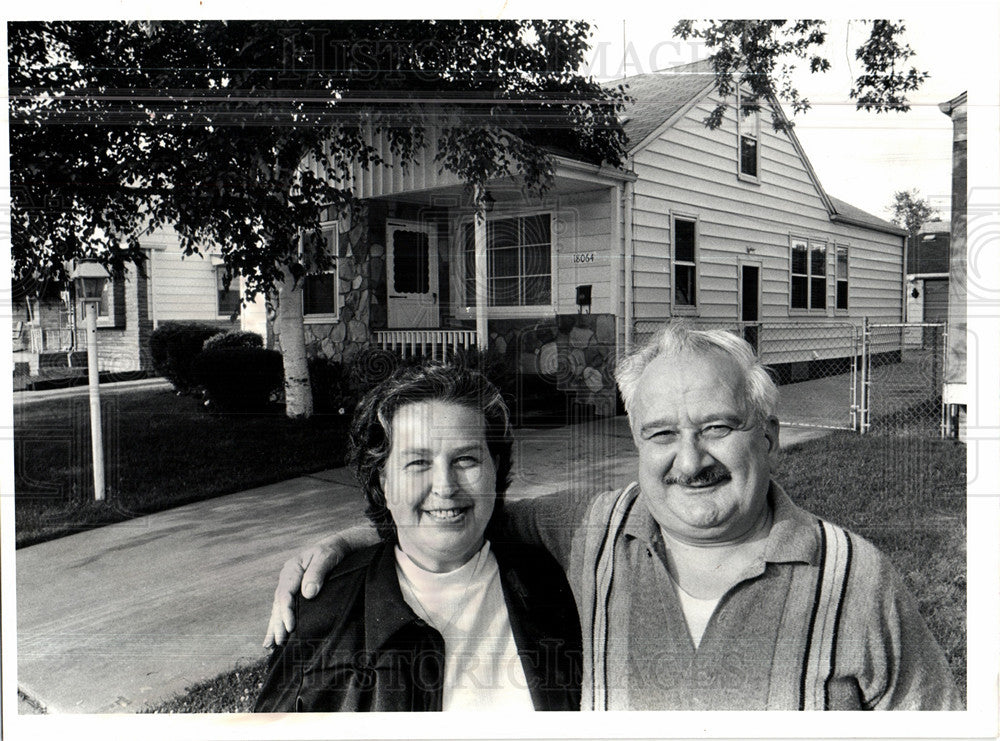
<box><xmin>347</xmin><ymin>362</ymin><xmax>514</xmax><ymax>541</ymax></box>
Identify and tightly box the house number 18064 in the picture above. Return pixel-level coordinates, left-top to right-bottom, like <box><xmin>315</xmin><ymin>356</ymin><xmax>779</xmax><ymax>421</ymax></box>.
<box><xmin>573</xmin><ymin>252</ymin><xmax>596</xmax><ymax>263</ymax></box>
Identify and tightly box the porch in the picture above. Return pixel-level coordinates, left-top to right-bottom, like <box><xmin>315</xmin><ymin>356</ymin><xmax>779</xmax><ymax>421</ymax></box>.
<box><xmin>13</xmin><ymin>322</ymin><xmax>89</xmax><ymax>376</ymax></box>
<box><xmin>289</xmin><ymin>143</ymin><xmax>634</xmax><ymax>415</ymax></box>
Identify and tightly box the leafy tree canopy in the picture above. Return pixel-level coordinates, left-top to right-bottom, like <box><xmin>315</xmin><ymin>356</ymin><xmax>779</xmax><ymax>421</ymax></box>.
<box><xmin>889</xmin><ymin>188</ymin><xmax>938</xmax><ymax>243</ymax></box>
<box><xmin>673</xmin><ymin>19</ymin><xmax>928</xmax><ymax>130</ymax></box>
<box><xmin>10</xmin><ymin>20</ymin><xmax>628</xmax><ymax>298</ymax></box>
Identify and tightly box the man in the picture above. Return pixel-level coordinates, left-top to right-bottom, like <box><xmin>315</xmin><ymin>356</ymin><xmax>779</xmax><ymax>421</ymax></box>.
<box><xmin>265</xmin><ymin>322</ymin><xmax>961</xmax><ymax>710</ymax></box>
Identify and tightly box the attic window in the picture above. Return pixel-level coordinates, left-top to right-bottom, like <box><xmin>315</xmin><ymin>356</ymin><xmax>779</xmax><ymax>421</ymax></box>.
<box><xmin>737</xmin><ymin>89</ymin><xmax>760</xmax><ymax>180</ymax></box>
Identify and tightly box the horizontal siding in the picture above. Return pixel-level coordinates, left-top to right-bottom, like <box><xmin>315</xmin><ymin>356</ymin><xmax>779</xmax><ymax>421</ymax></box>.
<box><xmin>633</xmin><ymin>87</ymin><xmax>902</xmax><ymax>362</ymax></box>
<box><xmin>555</xmin><ymin>191</ymin><xmax>614</xmax><ymax>314</ymax></box>
<box><xmin>147</xmin><ymin>229</ymin><xmax>225</xmax><ymax>323</ymax></box>
<box><xmin>628</xmin><ymin>88</ymin><xmax>903</xmax><ymax>362</ymax></box>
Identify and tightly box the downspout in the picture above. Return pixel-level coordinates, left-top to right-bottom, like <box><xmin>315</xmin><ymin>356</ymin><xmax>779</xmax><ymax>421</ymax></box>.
<box><xmin>609</xmin><ymin>184</ymin><xmax>622</xmax><ymax>355</ymax></box>
<box><xmin>623</xmin><ymin>179</ymin><xmax>635</xmax><ymax>353</ymax></box>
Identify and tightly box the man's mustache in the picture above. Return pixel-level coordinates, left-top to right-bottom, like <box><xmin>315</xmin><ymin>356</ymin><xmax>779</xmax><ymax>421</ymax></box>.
<box><xmin>664</xmin><ymin>465</ymin><xmax>731</xmax><ymax>487</ymax></box>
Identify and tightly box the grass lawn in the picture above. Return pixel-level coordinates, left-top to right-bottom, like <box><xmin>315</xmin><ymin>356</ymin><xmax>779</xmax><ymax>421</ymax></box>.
<box><xmin>14</xmin><ymin>389</ymin><xmax>350</xmax><ymax>548</ymax></box>
<box><xmin>144</xmin><ymin>429</ymin><xmax>967</xmax><ymax>713</ymax></box>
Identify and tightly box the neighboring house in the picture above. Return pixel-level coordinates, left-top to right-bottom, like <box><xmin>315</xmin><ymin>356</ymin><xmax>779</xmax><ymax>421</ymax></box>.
<box><xmin>268</xmin><ymin>59</ymin><xmax>906</xmax><ymax>410</ymax></box>
<box><xmin>13</xmin><ymin>228</ymin><xmax>240</xmax><ymax>377</ymax></box>
<box><xmin>906</xmin><ymin>220</ymin><xmax>951</xmax><ymax>338</ymax></box>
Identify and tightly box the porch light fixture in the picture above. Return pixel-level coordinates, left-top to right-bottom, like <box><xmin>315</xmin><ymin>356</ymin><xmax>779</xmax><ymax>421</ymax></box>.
<box><xmin>71</xmin><ymin>259</ymin><xmax>111</xmax><ymax>302</ymax></box>
<box><xmin>483</xmin><ymin>189</ymin><xmax>496</xmax><ymax>213</ymax></box>
<box><xmin>69</xmin><ymin>258</ymin><xmax>110</xmax><ymax>502</ymax></box>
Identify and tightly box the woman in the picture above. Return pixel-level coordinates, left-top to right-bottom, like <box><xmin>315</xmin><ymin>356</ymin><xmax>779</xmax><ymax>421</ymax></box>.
<box><xmin>255</xmin><ymin>363</ymin><xmax>581</xmax><ymax>712</ymax></box>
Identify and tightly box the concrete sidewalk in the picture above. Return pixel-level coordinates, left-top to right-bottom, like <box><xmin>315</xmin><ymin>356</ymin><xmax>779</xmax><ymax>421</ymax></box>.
<box><xmin>15</xmin><ymin>415</ymin><xmax>829</xmax><ymax>714</ymax></box>
<box><xmin>13</xmin><ymin>377</ymin><xmax>173</xmax><ymax>405</ymax></box>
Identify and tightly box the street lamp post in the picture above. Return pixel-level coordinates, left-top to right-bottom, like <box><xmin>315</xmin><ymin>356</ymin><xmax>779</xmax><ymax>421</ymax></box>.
<box><xmin>69</xmin><ymin>260</ymin><xmax>110</xmax><ymax>502</ymax></box>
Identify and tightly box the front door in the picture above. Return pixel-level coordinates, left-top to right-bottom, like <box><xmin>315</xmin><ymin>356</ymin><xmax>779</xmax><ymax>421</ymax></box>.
<box><xmin>386</xmin><ymin>220</ymin><xmax>439</xmax><ymax>328</ymax></box>
<box><xmin>739</xmin><ymin>262</ymin><xmax>761</xmax><ymax>353</ymax></box>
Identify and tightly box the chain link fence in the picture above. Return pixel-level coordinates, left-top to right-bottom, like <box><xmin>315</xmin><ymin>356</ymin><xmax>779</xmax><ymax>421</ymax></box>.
<box><xmin>862</xmin><ymin>322</ymin><xmax>946</xmax><ymax>437</ymax></box>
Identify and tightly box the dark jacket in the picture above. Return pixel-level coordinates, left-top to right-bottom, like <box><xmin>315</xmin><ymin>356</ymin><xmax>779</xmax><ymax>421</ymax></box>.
<box><xmin>255</xmin><ymin>540</ymin><xmax>582</xmax><ymax>712</ymax></box>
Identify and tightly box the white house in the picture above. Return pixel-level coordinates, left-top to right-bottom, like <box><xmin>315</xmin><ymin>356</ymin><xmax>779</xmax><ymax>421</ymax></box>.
<box><xmin>17</xmin><ymin>59</ymin><xmax>908</xmax><ymax>412</ymax></box>
<box><xmin>271</xmin><ymin>59</ymin><xmax>907</xmax><ymax>410</ymax></box>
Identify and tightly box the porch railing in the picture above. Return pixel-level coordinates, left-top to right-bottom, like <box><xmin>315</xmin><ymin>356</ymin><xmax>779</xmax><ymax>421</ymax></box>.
<box><xmin>27</xmin><ymin>327</ymin><xmax>87</xmax><ymax>354</ymax></box>
<box><xmin>374</xmin><ymin>329</ymin><xmax>477</xmax><ymax>361</ymax></box>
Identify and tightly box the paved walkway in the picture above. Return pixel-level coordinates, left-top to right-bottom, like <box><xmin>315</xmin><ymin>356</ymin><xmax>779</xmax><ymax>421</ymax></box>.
<box><xmin>15</xmin><ymin>407</ymin><xmax>830</xmax><ymax>714</ymax></box>
<box><xmin>13</xmin><ymin>377</ymin><xmax>173</xmax><ymax>405</ymax></box>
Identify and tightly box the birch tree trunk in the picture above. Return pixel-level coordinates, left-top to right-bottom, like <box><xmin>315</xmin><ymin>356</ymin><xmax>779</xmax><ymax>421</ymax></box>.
<box><xmin>275</xmin><ymin>263</ymin><xmax>313</xmax><ymax>419</ymax></box>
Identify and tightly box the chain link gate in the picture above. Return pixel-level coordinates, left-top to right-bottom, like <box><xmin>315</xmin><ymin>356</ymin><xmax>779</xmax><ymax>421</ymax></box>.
<box><xmin>859</xmin><ymin>319</ymin><xmax>947</xmax><ymax>437</ymax></box>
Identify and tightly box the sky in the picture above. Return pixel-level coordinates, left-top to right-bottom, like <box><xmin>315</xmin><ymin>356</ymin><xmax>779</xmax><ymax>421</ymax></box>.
<box><xmin>1</xmin><ymin>8</ymin><xmax>984</xmax><ymax>224</ymax></box>
<box><xmin>582</xmin><ymin>15</ymin><xmax>970</xmax><ymax>223</ymax></box>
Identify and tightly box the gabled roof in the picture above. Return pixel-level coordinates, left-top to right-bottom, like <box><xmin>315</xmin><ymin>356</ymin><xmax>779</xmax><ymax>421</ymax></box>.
<box><xmin>828</xmin><ymin>196</ymin><xmax>907</xmax><ymax>237</ymax></box>
<box><xmin>607</xmin><ymin>59</ymin><xmax>906</xmax><ymax>239</ymax></box>
<box><xmin>612</xmin><ymin>59</ymin><xmax>717</xmax><ymax>149</ymax></box>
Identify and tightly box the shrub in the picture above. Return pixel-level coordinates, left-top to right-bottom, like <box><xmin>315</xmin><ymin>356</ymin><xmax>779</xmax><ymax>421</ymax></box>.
<box><xmin>202</xmin><ymin>330</ymin><xmax>264</xmax><ymax>353</ymax></box>
<box><xmin>347</xmin><ymin>346</ymin><xmax>403</xmax><ymax>391</ymax></box>
<box><xmin>450</xmin><ymin>346</ymin><xmax>517</xmax><ymax>403</ymax></box>
<box><xmin>149</xmin><ymin>322</ymin><xmax>226</xmax><ymax>394</ymax></box>
<box><xmin>307</xmin><ymin>346</ymin><xmax>520</xmax><ymax>421</ymax></box>
<box><xmin>192</xmin><ymin>347</ymin><xmax>284</xmax><ymax>412</ymax></box>
<box><xmin>307</xmin><ymin>348</ymin><xmax>402</xmax><ymax>417</ymax></box>
<box><xmin>307</xmin><ymin>356</ymin><xmax>353</xmax><ymax>415</ymax></box>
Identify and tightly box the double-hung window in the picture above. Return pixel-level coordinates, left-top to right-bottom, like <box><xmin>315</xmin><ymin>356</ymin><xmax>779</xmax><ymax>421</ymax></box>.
<box><xmin>835</xmin><ymin>245</ymin><xmax>849</xmax><ymax>310</ymax></box>
<box><xmin>463</xmin><ymin>213</ymin><xmax>552</xmax><ymax>308</ymax></box>
<box><xmin>790</xmin><ymin>238</ymin><xmax>827</xmax><ymax>310</ymax></box>
<box><xmin>737</xmin><ymin>89</ymin><xmax>760</xmax><ymax>180</ymax></box>
<box><xmin>672</xmin><ymin>215</ymin><xmax>698</xmax><ymax>310</ymax></box>
<box><xmin>302</xmin><ymin>223</ymin><xmax>339</xmax><ymax>319</ymax></box>
<box><xmin>216</xmin><ymin>266</ymin><xmax>240</xmax><ymax>318</ymax></box>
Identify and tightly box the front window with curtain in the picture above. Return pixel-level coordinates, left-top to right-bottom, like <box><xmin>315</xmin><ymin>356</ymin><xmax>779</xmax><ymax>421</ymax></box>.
<box><xmin>96</xmin><ymin>280</ymin><xmax>112</xmax><ymax>319</ymax></box>
<box><xmin>216</xmin><ymin>266</ymin><xmax>241</xmax><ymax>317</ymax></box>
<box><xmin>463</xmin><ymin>214</ymin><xmax>552</xmax><ymax>307</ymax></box>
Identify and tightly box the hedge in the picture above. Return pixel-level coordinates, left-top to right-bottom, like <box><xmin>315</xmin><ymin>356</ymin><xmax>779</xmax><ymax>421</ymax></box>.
<box><xmin>193</xmin><ymin>347</ymin><xmax>284</xmax><ymax>412</ymax></box>
<box><xmin>149</xmin><ymin>322</ymin><xmax>225</xmax><ymax>394</ymax></box>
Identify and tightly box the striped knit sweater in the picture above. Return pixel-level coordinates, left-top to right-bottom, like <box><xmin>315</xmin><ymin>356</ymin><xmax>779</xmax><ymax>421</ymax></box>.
<box><xmin>502</xmin><ymin>481</ymin><xmax>962</xmax><ymax>711</ymax></box>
